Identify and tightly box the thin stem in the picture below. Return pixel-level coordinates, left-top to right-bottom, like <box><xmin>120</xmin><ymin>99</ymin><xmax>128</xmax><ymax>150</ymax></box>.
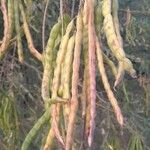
<box><xmin>42</xmin><ymin>0</ymin><xmax>50</xmax><ymax>50</ymax></box>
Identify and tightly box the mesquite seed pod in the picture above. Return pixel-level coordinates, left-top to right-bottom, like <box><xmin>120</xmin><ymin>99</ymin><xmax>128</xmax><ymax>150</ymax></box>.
<box><xmin>102</xmin><ymin>53</ymin><xmax>118</xmax><ymax>77</ymax></box>
<box><xmin>96</xmin><ymin>36</ymin><xmax>124</xmax><ymax>126</ymax></box>
<box><xmin>51</xmin><ymin>20</ymin><xmax>74</xmax><ymax>99</ymax></box>
<box><xmin>114</xmin><ymin>61</ymin><xmax>124</xmax><ymax>88</ymax></box>
<box><xmin>0</xmin><ymin>0</ymin><xmax>13</xmax><ymax>59</ymax></box>
<box><xmin>65</xmin><ymin>11</ymin><xmax>83</xmax><ymax>150</ymax></box>
<box><xmin>42</xmin><ymin>21</ymin><xmax>61</xmax><ymax>105</ymax></box>
<box><xmin>14</xmin><ymin>0</ymin><xmax>24</xmax><ymax>63</ymax></box>
<box><xmin>8</xmin><ymin>0</ymin><xmax>14</xmax><ymax>36</ymax></box>
<box><xmin>63</xmin><ymin>34</ymin><xmax>75</xmax><ymax>99</ymax></box>
<box><xmin>123</xmin><ymin>58</ymin><xmax>137</xmax><ymax>78</ymax></box>
<box><xmin>21</xmin><ymin>109</ymin><xmax>51</xmax><ymax>150</ymax></box>
<box><xmin>103</xmin><ymin>14</ymin><xmax>126</xmax><ymax>61</ymax></box>
<box><xmin>19</xmin><ymin>2</ymin><xmax>42</xmax><ymax>61</ymax></box>
<box><xmin>59</xmin><ymin>34</ymin><xmax>75</xmax><ymax>130</ymax></box>
<box><xmin>94</xmin><ymin>1</ymin><xmax>103</xmax><ymax>34</ymax></box>
<box><xmin>112</xmin><ymin>0</ymin><xmax>123</xmax><ymax>47</ymax></box>
<box><xmin>102</xmin><ymin>0</ymin><xmax>112</xmax><ymax>17</ymax></box>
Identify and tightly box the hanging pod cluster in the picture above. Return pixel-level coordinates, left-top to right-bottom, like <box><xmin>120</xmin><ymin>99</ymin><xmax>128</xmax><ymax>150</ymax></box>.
<box><xmin>102</xmin><ymin>0</ymin><xmax>137</xmax><ymax>88</ymax></box>
<box><xmin>0</xmin><ymin>0</ymin><xmax>42</xmax><ymax>62</ymax></box>
<box><xmin>0</xmin><ymin>0</ymin><xmax>137</xmax><ymax>149</ymax></box>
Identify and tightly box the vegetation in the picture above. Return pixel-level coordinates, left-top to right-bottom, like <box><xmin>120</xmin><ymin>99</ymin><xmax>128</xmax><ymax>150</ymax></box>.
<box><xmin>0</xmin><ymin>0</ymin><xmax>149</xmax><ymax>149</ymax></box>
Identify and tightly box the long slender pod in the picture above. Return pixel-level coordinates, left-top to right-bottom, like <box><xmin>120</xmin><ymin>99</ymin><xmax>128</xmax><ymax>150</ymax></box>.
<box><xmin>19</xmin><ymin>2</ymin><xmax>42</xmax><ymax>61</ymax></box>
<box><xmin>102</xmin><ymin>52</ymin><xmax>118</xmax><ymax>77</ymax></box>
<box><xmin>87</xmin><ymin>0</ymin><xmax>96</xmax><ymax>146</ymax></box>
<box><xmin>102</xmin><ymin>0</ymin><xmax>125</xmax><ymax>61</ymax></box>
<box><xmin>62</xmin><ymin>34</ymin><xmax>75</xmax><ymax>99</ymax></box>
<box><xmin>112</xmin><ymin>0</ymin><xmax>125</xmax><ymax>87</ymax></box>
<box><xmin>14</xmin><ymin>0</ymin><xmax>24</xmax><ymax>63</ymax></box>
<box><xmin>104</xmin><ymin>14</ymin><xmax>136</xmax><ymax>78</ymax></box>
<box><xmin>65</xmin><ymin>12</ymin><xmax>83</xmax><ymax>150</ymax></box>
<box><xmin>43</xmin><ymin>20</ymin><xmax>74</xmax><ymax>149</ymax></box>
<box><xmin>112</xmin><ymin>0</ymin><xmax>136</xmax><ymax>86</ymax></box>
<box><xmin>61</xmin><ymin>34</ymin><xmax>75</xmax><ymax>128</ymax></box>
<box><xmin>103</xmin><ymin>14</ymin><xmax>126</xmax><ymax>61</ymax></box>
<box><xmin>82</xmin><ymin>1</ymin><xmax>89</xmax><ymax>125</ymax></box>
<box><xmin>94</xmin><ymin>0</ymin><xmax>103</xmax><ymax>35</ymax></box>
<box><xmin>96</xmin><ymin>36</ymin><xmax>123</xmax><ymax>127</ymax></box>
<box><xmin>102</xmin><ymin>0</ymin><xmax>111</xmax><ymax>17</ymax></box>
<box><xmin>82</xmin><ymin>0</ymin><xmax>88</xmax><ymax>25</ymax></box>
<box><xmin>21</xmin><ymin>108</ymin><xmax>51</xmax><ymax>150</ymax></box>
<box><xmin>58</xmin><ymin>34</ymin><xmax>75</xmax><ymax>98</ymax></box>
<box><xmin>43</xmin><ymin>123</ymin><xmax>54</xmax><ymax>150</ymax></box>
<box><xmin>0</xmin><ymin>0</ymin><xmax>9</xmax><ymax>58</ymax></box>
<box><xmin>51</xmin><ymin>20</ymin><xmax>74</xmax><ymax>99</ymax></box>
<box><xmin>44</xmin><ymin>104</ymin><xmax>64</xmax><ymax>150</ymax></box>
<box><xmin>82</xmin><ymin>24</ymin><xmax>91</xmax><ymax>141</ymax></box>
<box><xmin>58</xmin><ymin>14</ymin><xmax>70</xmax><ymax>96</ymax></box>
<box><xmin>42</xmin><ymin>21</ymin><xmax>61</xmax><ymax>106</ymax></box>
<box><xmin>94</xmin><ymin>1</ymin><xmax>117</xmax><ymax>80</ymax></box>
<box><xmin>112</xmin><ymin>0</ymin><xmax>123</xmax><ymax>47</ymax></box>
<box><xmin>58</xmin><ymin>62</ymin><xmax>65</xmax><ymax>96</ymax></box>
<box><xmin>43</xmin><ymin>34</ymin><xmax>75</xmax><ymax>149</ymax></box>
<box><xmin>114</xmin><ymin>61</ymin><xmax>124</xmax><ymax>88</ymax></box>
<box><xmin>102</xmin><ymin>0</ymin><xmax>136</xmax><ymax>84</ymax></box>
<box><xmin>52</xmin><ymin>104</ymin><xmax>64</xmax><ymax>146</ymax></box>
<box><xmin>8</xmin><ymin>0</ymin><xmax>14</xmax><ymax>40</ymax></box>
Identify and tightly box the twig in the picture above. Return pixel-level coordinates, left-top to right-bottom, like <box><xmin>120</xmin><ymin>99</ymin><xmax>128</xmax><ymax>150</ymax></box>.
<box><xmin>42</xmin><ymin>0</ymin><xmax>50</xmax><ymax>50</ymax></box>
<box><xmin>19</xmin><ymin>2</ymin><xmax>42</xmax><ymax>62</ymax></box>
<box><xmin>71</xmin><ymin>0</ymin><xmax>75</xmax><ymax>18</ymax></box>
<box><xmin>0</xmin><ymin>0</ymin><xmax>9</xmax><ymax>57</ymax></box>
<box><xmin>119</xmin><ymin>8</ymin><xmax>150</xmax><ymax>16</ymax></box>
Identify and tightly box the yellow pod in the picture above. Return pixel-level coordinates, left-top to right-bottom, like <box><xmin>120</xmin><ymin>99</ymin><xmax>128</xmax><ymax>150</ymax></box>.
<box><xmin>82</xmin><ymin>0</ymin><xmax>88</xmax><ymax>25</ymax></box>
<box><xmin>123</xmin><ymin>58</ymin><xmax>137</xmax><ymax>78</ymax></box>
<box><xmin>104</xmin><ymin>14</ymin><xmax>126</xmax><ymax>61</ymax></box>
<box><xmin>63</xmin><ymin>34</ymin><xmax>75</xmax><ymax>99</ymax></box>
<box><xmin>42</xmin><ymin>21</ymin><xmax>61</xmax><ymax>105</ymax></box>
<box><xmin>112</xmin><ymin>0</ymin><xmax>123</xmax><ymax>47</ymax></box>
<box><xmin>51</xmin><ymin>20</ymin><xmax>74</xmax><ymax>99</ymax></box>
<box><xmin>102</xmin><ymin>0</ymin><xmax>112</xmax><ymax>17</ymax></box>
<box><xmin>114</xmin><ymin>61</ymin><xmax>124</xmax><ymax>88</ymax></box>
<box><xmin>102</xmin><ymin>53</ymin><xmax>118</xmax><ymax>77</ymax></box>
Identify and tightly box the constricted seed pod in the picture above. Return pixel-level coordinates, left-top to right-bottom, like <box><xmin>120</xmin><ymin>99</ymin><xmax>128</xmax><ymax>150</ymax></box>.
<box><xmin>83</xmin><ymin>0</ymin><xmax>88</xmax><ymax>25</ymax></box>
<box><xmin>14</xmin><ymin>0</ymin><xmax>24</xmax><ymax>63</ymax></box>
<box><xmin>65</xmin><ymin>11</ymin><xmax>83</xmax><ymax>150</ymax></box>
<box><xmin>0</xmin><ymin>0</ymin><xmax>13</xmax><ymax>59</ymax></box>
<box><xmin>96</xmin><ymin>36</ymin><xmax>124</xmax><ymax>127</ymax></box>
<box><xmin>102</xmin><ymin>0</ymin><xmax>112</xmax><ymax>17</ymax></box>
<box><xmin>123</xmin><ymin>58</ymin><xmax>137</xmax><ymax>78</ymax></box>
<box><xmin>19</xmin><ymin>2</ymin><xmax>42</xmax><ymax>61</ymax></box>
<box><xmin>94</xmin><ymin>1</ymin><xmax>103</xmax><ymax>34</ymax></box>
<box><xmin>42</xmin><ymin>21</ymin><xmax>61</xmax><ymax>107</ymax></box>
<box><xmin>58</xmin><ymin>34</ymin><xmax>75</xmax><ymax>97</ymax></box>
<box><xmin>102</xmin><ymin>53</ymin><xmax>118</xmax><ymax>77</ymax></box>
<box><xmin>114</xmin><ymin>61</ymin><xmax>124</xmax><ymax>88</ymax></box>
<box><xmin>21</xmin><ymin>108</ymin><xmax>51</xmax><ymax>150</ymax></box>
<box><xmin>63</xmin><ymin>34</ymin><xmax>75</xmax><ymax>99</ymax></box>
<box><xmin>51</xmin><ymin>20</ymin><xmax>74</xmax><ymax>99</ymax></box>
<box><xmin>59</xmin><ymin>34</ymin><xmax>75</xmax><ymax>130</ymax></box>
<box><xmin>8</xmin><ymin>0</ymin><xmax>14</xmax><ymax>38</ymax></box>
<box><xmin>112</xmin><ymin>0</ymin><xmax>123</xmax><ymax>47</ymax></box>
<box><xmin>103</xmin><ymin>14</ymin><xmax>126</xmax><ymax>61</ymax></box>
